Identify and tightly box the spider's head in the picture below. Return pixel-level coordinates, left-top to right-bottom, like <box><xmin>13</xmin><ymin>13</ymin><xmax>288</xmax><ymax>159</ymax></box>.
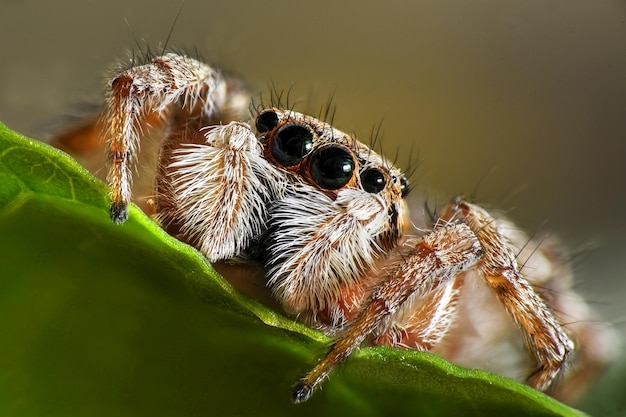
<box><xmin>255</xmin><ymin>107</ymin><xmax>410</xmax><ymax>244</ymax></box>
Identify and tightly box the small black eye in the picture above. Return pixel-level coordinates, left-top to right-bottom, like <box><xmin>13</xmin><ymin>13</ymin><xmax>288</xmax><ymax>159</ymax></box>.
<box><xmin>271</xmin><ymin>123</ymin><xmax>314</xmax><ymax>166</ymax></box>
<box><xmin>255</xmin><ymin>110</ymin><xmax>279</xmax><ymax>133</ymax></box>
<box><xmin>400</xmin><ymin>176</ymin><xmax>410</xmax><ymax>197</ymax></box>
<box><xmin>310</xmin><ymin>145</ymin><xmax>355</xmax><ymax>190</ymax></box>
<box><xmin>360</xmin><ymin>168</ymin><xmax>386</xmax><ymax>194</ymax></box>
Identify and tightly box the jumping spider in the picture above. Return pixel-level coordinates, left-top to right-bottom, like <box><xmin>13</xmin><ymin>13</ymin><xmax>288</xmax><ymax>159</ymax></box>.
<box><xmin>54</xmin><ymin>51</ymin><xmax>615</xmax><ymax>404</ymax></box>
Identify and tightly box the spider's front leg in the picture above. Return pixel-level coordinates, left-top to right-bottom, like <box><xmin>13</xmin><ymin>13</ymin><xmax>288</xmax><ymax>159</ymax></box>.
<box><xmin>103</xmin><ymin>53</ymin><xmax>230</xmax><ymax>223</ymax></box>
<box><xmin>439</xmin><ymin>199</ymin><xmax>574</xmax><ymax>391</ymax></box>
<box><xmin>293</xmin><ymin>198</ymin><xmax>576</xmax><ymax>403</ymax></box>
<box><xmin>292</xmin><ymin>221</ymin><xmax>482</xmax><ymax>403</ymax></box>
<box><xmin>103</xmin><ymin>52</ymin><xmax>282</xmax><ymax>261</ymax></box>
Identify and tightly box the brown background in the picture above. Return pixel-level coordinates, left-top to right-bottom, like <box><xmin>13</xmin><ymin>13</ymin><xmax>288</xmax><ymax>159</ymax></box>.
<box><xmin>1</xmin><ymin>0</ymin><xmax>625</xmax><ymax>334</ymax></box>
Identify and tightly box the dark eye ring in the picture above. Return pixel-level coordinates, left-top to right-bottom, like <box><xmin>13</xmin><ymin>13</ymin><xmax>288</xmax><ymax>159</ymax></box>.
<box><xmin>255</xmin><ymin>109</ymin><xmax>279</xmax><ymax>134</ymax></box>
<box><xmin>270</xmin><ymin>122</ymin><xmax>314</xmax><ymax>167</ymax></box>
<box><xmin>360</xmin><ymin>168</ymin><xmax>387</xmax><ymax>194</ymax></box>
<box><xmin>309</xmin><ymin>145</ymin><xmax>356</xmax><ymax>190</ymax></box>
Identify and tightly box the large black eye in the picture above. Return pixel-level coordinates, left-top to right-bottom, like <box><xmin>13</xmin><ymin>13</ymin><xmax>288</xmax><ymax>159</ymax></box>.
<box><xmin>360</xmin><ymin>168</ymin><xmax>386</xmax><ymax>194</ymax></box>
<box><xmin>271</xmin><ymin>123</ymin><xmax>314</xmax><ymax>166</ymax></box>
<box><xmin>310</xmin><ymin>145</ymin><xmax>355</xmax><ymax>190</ymax></box>
<box><xmin>255</xmin><ymin>109</ymin><xmax>279</xmax><ymax>133</ymax></box>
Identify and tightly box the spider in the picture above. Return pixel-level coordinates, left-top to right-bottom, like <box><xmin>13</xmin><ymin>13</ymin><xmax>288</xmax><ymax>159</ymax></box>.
<box><xmin>53</xmin><ymin>51</ymin><xmax>615</xmax><ymax>404</ymax></box>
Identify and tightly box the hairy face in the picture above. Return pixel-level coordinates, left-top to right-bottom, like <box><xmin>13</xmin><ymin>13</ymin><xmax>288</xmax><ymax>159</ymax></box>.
<box><xmin>257</xmin><ymin>108</ymin><xmax>410</xmax><ymax>245</ymax></box>
<box><xmin>252</xmin><ymin>108</ymin><xmax>411</xmax><ymax>326</ymax></box>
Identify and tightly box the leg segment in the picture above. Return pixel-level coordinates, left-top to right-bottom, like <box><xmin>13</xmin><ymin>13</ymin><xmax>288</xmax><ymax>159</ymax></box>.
<box><xmin>439</xmin><ymin>199</ymin><xmax>574</xmax><ymax>391</ymax></box>
<box><xmin>374</xmin><ymin>275</ymin><xmax>464</xmax><ymax>351</ymax></box>
<box><xmin>103</xmin><ymin>53</ymin><xmax>228</xmax><ymax>223</ymax></box>
<box><xmin>292</xmin><ymin>222</ymin><xmax>482</xmax><ymax>403</ymax></box>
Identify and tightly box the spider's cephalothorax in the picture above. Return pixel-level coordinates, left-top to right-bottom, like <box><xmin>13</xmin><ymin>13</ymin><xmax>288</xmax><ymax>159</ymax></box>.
<box><xmin>55</xmin><ymin>51</ymin><xmax>615</xmax><ymax>404</ymax></box>
<box><xmin>253</xmin><ymin>108</ymin><xmax>410</xmax><ymax>330</ymax></box>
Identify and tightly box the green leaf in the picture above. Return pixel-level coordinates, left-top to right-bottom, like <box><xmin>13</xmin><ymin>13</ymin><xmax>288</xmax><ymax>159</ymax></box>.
<box><xmin>0</xmin><ymin>122</ymin><xmax>588</xmax><ymax>416</ymax></box>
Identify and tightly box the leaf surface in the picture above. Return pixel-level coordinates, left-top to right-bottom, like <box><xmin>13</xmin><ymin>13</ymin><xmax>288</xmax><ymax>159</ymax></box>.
<box><xmin>0</xmin><ymin>123</ymin><xmax>588</xmax><ymax>417</ymax></box>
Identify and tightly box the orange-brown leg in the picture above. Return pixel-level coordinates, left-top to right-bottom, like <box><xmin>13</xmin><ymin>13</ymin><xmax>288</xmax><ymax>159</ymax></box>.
<box><xmin>292</xmin><ymin>222</ymin><xmax>481</xmax><ymax>403</ymax></box>
<box><xmin>439</xmin><ymin>199</ymin><xmax>574</xmax><ymax>391</ymax></box>
<box><xmin>374</xmin><ymin>275</ymin><xmax>464</xmax><ymax>351</ymax></box>
<box><xmin>103</xmin><ymin>53</ymin><xmax>228</xmax><ymax>223</ymax></box>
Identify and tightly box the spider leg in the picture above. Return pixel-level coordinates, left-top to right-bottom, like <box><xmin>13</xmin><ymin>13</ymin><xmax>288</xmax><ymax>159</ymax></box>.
<box><xmin>374</xmin><ymin>274</ymin><xmax>464</xmax><ymax>351</ymax></box>
<box><xmin>292</xmin><ymin>221</ymin><xmax>482</xmax><ymax>403</ymax></box>
<box><xmin>528</xmin><ymin>240</ymin><xmax>619</xmax><ymax>402</ymax></box>
<box><xmin>104</xmin><ymin>53</ymin><xmax>228</xmax><ymax>223</ymax></box>
<box><xmin>439</xmin><ymin>199</ymin><xmax>574</xmax><ymax>391</ymax></box>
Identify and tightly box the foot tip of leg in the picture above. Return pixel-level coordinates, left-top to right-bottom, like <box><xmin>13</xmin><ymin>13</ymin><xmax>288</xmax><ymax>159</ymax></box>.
<box><xmin>110</xmin><ymin>203</ymin><xmax>128</xmax><ymax>224</ymax></box>
<box><xmin>292</xmin><ymin>383</ymin><xmax>313</xmax><ymax>404</ymax></box>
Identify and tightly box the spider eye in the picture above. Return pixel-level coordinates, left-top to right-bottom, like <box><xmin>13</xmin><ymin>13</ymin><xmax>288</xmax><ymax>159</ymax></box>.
<box><xmin>310</xmin><ymin>145</ymin><xmax>355</xmax><ymax>190</ymax></box>
<box><xmin>400</xmin><ymin>176</ymin><xmax>410</xmax><ymax>197</ymax></box>
<box><xmin>360</xmin><ymin>168</ymin><xmax>386</xmax><ymax>194</ymax></box>
<box><xmin>271</xmin><ymin>123</ymin><xmax>314</xmax><ymax>166</ymax></box>
<box><xmin>256</xmin><ymin>109</ymin><xmax>279</xmax><ymax>133</ymax></box>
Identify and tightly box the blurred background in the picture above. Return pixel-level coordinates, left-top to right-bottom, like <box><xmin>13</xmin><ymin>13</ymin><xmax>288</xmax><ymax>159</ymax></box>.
<box><xmin>1</xmin><ymin>0</ymin><xmax>624</xmax><ymax>350</ymax></box>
